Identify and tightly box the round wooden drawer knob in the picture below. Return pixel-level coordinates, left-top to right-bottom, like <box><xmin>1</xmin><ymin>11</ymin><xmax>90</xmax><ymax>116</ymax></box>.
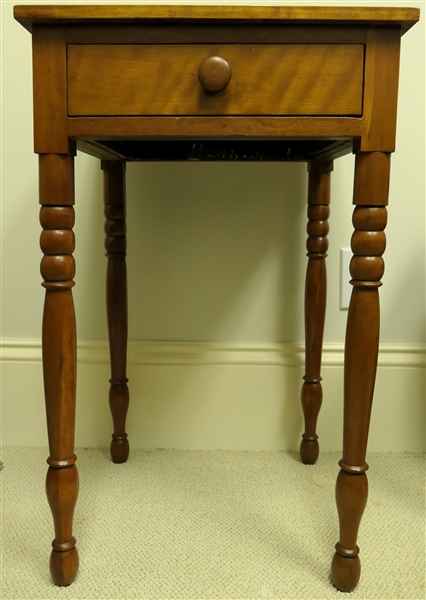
<box><xmin>198</xmin><ymin>56</ymin><xmax>232</xmax><ymax>92</ymax></box>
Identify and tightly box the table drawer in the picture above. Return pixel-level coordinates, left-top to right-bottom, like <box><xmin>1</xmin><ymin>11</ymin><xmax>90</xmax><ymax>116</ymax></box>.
<box><xmin>67</xmin><ymin>44</ymin><xmax>364</xmax><ymax>117</ymax></box>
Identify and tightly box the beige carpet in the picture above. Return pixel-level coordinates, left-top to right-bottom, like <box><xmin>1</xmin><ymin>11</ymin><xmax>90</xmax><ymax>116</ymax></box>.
<box><xmin>1</xmin><ymin>448</ymin><xmax>424</xmax><ymax>599</ymax></box>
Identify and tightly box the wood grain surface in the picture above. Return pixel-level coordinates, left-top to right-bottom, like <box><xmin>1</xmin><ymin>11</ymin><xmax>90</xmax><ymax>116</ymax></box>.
<box><xmin>14</xmin><ymin>5</ymin><xmax>420</xmax><ymax>34</ymax></box>
<box><xmin>68</xmin><ymin>44</ymin><xmax>364</xmax><ymax>117</ymax></box>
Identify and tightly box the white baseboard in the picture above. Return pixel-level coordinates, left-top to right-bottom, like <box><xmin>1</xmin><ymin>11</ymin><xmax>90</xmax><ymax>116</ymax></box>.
<box><xmin>1</xmin><ymin>339</ymin><xmax>424</xmax><ymax>452</ymax></box>
<box><xmin>2</xmin><ymin>338</ymin><xmax>425</xmax><ymax>367</ymax></box>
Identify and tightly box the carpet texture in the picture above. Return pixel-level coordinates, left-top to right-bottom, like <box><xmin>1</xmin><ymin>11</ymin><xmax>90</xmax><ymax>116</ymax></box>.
<box><xmin>1</xmin><ymin>448</ymin><xmax>424</xmax><ymax>599</ymax></box>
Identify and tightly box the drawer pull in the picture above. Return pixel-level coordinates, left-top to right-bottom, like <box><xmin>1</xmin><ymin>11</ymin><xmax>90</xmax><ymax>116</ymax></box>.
<box><xmin>198</xmin><ymin>56</ymin><xmax>232</xmax><ymax>92</ymax></box>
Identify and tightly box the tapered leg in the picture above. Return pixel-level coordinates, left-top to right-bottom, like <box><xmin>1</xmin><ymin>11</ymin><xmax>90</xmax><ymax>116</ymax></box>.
<box><xmin>300</xmin><ymin>160</ymin><xmax>332</xmax><ymax>464</ymax></box>
<box><xmin>101</xmin><ymin>161</ymin><xmax>129</xmax><ymax>463</ymax></box>
<box><xmin>39</xmin><ymin>154</ymin><xmax>79</xmax><ymax>586</ymax></box>
<box><xmin>331</xmin><ymin>152</ymin><xmax>389</xmax><ymax>592</ymax></box>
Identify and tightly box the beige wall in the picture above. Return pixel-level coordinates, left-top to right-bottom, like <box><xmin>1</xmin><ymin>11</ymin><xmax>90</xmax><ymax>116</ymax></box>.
<box><xmin>1</xmin><ymin>0</ymin><xmax>425</xmax><ymax>451</ymax></box>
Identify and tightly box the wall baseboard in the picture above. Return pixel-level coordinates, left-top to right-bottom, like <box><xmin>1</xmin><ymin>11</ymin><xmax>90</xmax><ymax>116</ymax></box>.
<box><xmin>2</xmin><ymin>338</ymin><xmax>425</xmax><ymax>367</ymax></box>
<box><xmin>2</xmin><ymin>339</ymin><xmax>424</xmax><ymax>452</ymax></box>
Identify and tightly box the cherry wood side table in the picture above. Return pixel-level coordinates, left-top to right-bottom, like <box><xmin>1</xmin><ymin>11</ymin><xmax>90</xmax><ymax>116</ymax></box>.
<box><xmin>14</xmin><ymin>5</ymin><xmax>419</xmax><ymax>593</ymax></box>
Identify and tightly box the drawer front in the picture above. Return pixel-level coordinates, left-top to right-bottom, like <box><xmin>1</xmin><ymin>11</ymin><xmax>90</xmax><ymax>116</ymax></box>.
<box><xmin>67</xmin><ymin>44</ymin><xmax>364</xmax><ymax>117</ymax></box>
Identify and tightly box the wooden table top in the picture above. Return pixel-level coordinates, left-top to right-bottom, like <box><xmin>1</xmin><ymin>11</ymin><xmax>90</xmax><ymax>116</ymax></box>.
<box><xmin>14</xmin><ymin>5</ymin><xmax>420</xmax><ymax>34</ymax></box>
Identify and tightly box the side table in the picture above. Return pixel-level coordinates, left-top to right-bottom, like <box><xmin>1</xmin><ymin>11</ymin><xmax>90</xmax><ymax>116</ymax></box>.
<box><xmin>14</xmin><ymin>4</ymin><xmax>420</xmax><ymax>592</ymax></box>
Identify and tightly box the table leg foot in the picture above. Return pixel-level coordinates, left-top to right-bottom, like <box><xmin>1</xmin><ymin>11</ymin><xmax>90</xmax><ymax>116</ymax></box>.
<box><xmin>300</xmin><ymin>379</ymin><xmax>322</xmax><ymax>464</ymax></box>
<box><xmin>109</xmin><ymin>380</ymin><xmax>129</xmax><ymax>463</ymax></box>
<box><xmin>46</xmin><ymin>460</ymin><xmax>79</xmax><ymax>585</ymax></box>
<box><xmin>300</xmin><ymin>432</ymin><xmax>319</xmax><ymax>465</ymax></box>
<box><xmin>50</xmin><ymin>547</ymin><xmax>79</xmax><ymax>587</ymax></box>
<box><xmin>111</xmin><ymin>433</ymin><xmax>129</xmax><ymax>463</ymax></box>
<box><xmin>331</xmin><ymin>553</ymin><xmax>361</xmax><ymax>593</ymax></box>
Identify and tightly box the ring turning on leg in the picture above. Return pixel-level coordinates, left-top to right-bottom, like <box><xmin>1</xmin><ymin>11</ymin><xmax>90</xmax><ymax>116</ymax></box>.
<box><xmin>332</xmin><ymin>152</ymin><xmax>389</xmax><ymax>592</ymax></box>
<box><xmin>300</xmin><ymin>160</ymin><xmax>332</xmax><ymax>464</ymax></box>
<box><xmin>39</xmin><ymin>154</ymin><xmax>79</xmax><ymax>585</ymax></box>
<box><xmin>102</xmin><ymin>161</ymin><xmax>130</xmax><ymax>463</ymax></box>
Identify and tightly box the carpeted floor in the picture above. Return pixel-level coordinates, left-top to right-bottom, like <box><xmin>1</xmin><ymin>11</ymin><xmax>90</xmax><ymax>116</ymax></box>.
<box><xmin>1</xmin><ymin>448</ymin><xmax>424</xmax><ymax>599</ymax></box>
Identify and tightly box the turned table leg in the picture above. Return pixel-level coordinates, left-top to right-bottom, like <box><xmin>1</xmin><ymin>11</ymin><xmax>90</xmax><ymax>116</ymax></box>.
<box><xmin>331</xmin><ymin>152</ymin><xmax>389</xmax><ymax>592</ymax></box>
<box><xmin>39</xmin><ymin>154</ymin><xmax>79</xmax><ymax>585</ymax></box>
<box><xmin>300</xmin><ymin>160</ymin><xmax>332</xmax><ymax>465</ymax></box>
<box><xmin>102</xmin><ymin>161</ymin><xmax>129</xmax><ymax>463</ymax></box>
